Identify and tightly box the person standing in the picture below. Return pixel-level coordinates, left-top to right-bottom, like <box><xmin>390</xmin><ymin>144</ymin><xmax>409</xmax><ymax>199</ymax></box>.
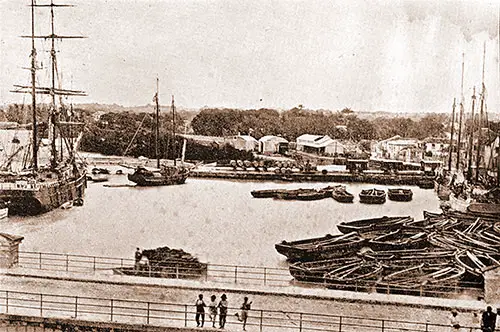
<box><xmin>134</xmin><ymin>248</ymin><xmax>142</xmax><ymax>270</ymax></box>
<box><xmin>195</xmin><ymin>294</ymin><xmax>206</xmax><ymax>327</ymax></box>
<box><xmin>218</xmin><ymin>294</ymin><xmax>228</xmax><ymax>329</ymax></box>
<box><xmin>208</xmin><ymin>295</ymin><xmax>218</xmax><ymax>328</ymax></box>
<box><xmin>450</xmin><ymin>310</ymin><xmax>460</xmax><ymax>332</ymax></box>
<box><xmin>235</xmin><ymin>296</ymin><xmax>252</xmax><ymax>331</ymax></box>
<box><xmin>482</xmin><ymin>306</ymin><xmax>497</xmax><ymax>332</ymax></box>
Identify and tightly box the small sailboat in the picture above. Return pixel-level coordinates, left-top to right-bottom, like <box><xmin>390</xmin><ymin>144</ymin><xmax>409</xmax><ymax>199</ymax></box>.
<box><xmin>128</xmin><ymin>80</ymin><xmax>190</xmax><ymax>186</ymax></box>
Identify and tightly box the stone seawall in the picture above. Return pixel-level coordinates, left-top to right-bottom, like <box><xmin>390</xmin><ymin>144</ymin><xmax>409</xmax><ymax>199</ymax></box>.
<box><xmin>0</xmin><ymin>314</ymin><xmax>198</xmax><ymax>332</ymax></box>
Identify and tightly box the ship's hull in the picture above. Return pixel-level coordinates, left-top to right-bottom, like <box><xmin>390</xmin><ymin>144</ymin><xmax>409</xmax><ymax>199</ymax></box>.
<box><xmin>128</xmin><ymin>169</ymin><xmax>189</xmax><ymax>186</ymax></box>
<box><xmin>0</xmin><ymin>172</ymin><xmax>87</xmax><ymax>215</ymax></box>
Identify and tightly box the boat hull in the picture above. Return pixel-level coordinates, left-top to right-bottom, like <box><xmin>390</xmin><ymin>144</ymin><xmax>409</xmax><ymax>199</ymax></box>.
<box><xmin>0</xmin><ymin>172</ymin><xmax>86</xmax><ymax>215</ymax></box>
<box><xmin>128</xmin><ymin>170</ymin><xmax>189</xmax><ymax>186</ymax></box>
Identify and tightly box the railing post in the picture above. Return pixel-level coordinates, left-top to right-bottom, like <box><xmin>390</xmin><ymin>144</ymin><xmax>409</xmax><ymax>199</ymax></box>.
<box><xmin>176</xmin><ymin>265</ymin><xmax>179</xmax><ymax>279</ymax></box>
<box><xmin>147</xmin><ymin>302</ymin><xmax>150</xmax><ymax>324</ymax></box>
<box><xmin>184</xmin><ymin>304</ymin><xmax>188</xmax><ymax>327</ymax></box>
<box><xmin>40</xmin><ymin>294</ymin><xmax>43</xmax><ymax>316</ymax></box>
<box><xmin>234</xmin><ymin>266</ymin><xmax>238</xmax><ymax>284</ymax></box>
<box><xmin>149</xmin><ymin>264</ymin><xmax>151</xmax><ymax>277</ymax></box>
<box><xmin>425</xmin><ymin>322</ymin><xmax>429</xmax><ymax>332</ymax></box>
<box><xmin>259</xmin><ymin>309</ymin><xmax>263</xmax><ymax>332</ymax></box>
<box><xmin>110</xmin><ymin>299</ymin><xmax>114</xmax><ymax>321</ymax></box>
<box><xmin>299</xmin><ymin>313</ymin><xmax>302</xmax><ymax>332</ymax></box>
<box><xmin>5</xmin><ymin>291</ymin><xmax>8</xmax><ymax>313</ymax></box>
<box><xmin>263</xmin><ymin>268</ymin><xmax>267</xmax><ymax>285</ymax></box>
<box><xmin>66</xmin><ymin>254</ymin><xmax>69</xmax><ymax>272</ymax></box>
<box><xmin>93</xmin><ymin>257</ymin><xmax>96</xmax><ymax>272</ymax></box>
<box><xmin>338</xmin><ymin>316</ymin><xmax>342</xmax><ymax>332</ymax></box>
<box><xmin>39</xmin><ymin>252</ymin><xmax>42</xmax><ymax>269</ymax></box>
<box><xmin>120</xmin><ymin>258</ymin><xmax>124</xmax><ymax>267</ymax></box>
<box><xmin>381</xmin><ymin>319</ymin><xmax>385</xmax><ymax>332</ymax></box>
<box><xmin>75</xmin><ymin>296</ymin><xmax>78</xmax><ymax>318</ymax></box>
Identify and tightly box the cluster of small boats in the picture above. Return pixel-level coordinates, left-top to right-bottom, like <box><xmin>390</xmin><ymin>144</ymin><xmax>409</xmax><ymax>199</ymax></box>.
<box><xmin>251</xmin><ymin>186</ymin><xmax>413</xmax><ymax>203</ymax></box>
<box><xmin>276</xmin><ymin>210</ymin><xmax>500</xmax><ymax>296</ymax></box>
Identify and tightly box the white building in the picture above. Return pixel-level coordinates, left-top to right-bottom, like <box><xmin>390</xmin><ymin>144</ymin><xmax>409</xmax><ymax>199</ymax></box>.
<box><xmin>231</xmin><ymin>135</ymin><xmax>258</xmax><ymax>151</ymax></box>
<box><xmin>258</xmin><ymin>135</ymin><xmax>288</xmax><ymax>154</ymax></box>
<box><xmin>373</xmin><ymin>135</ymin><xmax>421</xmax><ymax>162</ymax></box>
<box><xmin>296</xmin><ymin>134</ymin><xmax>345</xmax><ymax>156</ymax></box>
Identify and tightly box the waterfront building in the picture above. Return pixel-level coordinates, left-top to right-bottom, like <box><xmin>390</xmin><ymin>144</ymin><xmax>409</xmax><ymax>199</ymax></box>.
<box><xmin>231</xmin><ymin>135</ymin><xmax>258</xmax><ymax>151</ymax></box>
<box><xmin>296</xmin><ymin>134</ymin><xmax>346</xmax><ymax>156</ymax></box>
<box><xmin>372</xmin><ymin>135</ymin><xmax>421</xmax><ymax>162</ymax></box>
<box><xmin>258</xmin><ymin>135</ymin><xmax>288</xmax><ymax>154</ymax></box>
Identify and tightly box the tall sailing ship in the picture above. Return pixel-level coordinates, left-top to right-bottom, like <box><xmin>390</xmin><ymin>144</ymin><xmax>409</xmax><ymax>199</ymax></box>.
<box><xmin>127</xmin><ymin>79</ymin><xmax>189</xmax><ymax>186</ymax></box>
<box><xmin>0</xmin><ymin>0</ymin><xmax>86</xmax><ymax>215</ymax></box>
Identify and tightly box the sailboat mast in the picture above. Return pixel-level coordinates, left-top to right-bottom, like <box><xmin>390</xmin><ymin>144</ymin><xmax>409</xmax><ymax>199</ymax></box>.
<box><xmin>466</xmin><ymin>87</ymin><xmax>476</xmax><ymax>181</ymax></box>
<box><xmin>456</xmin><ymin>53</ymin><xmax>465</xmax><ymax>171</ymax></box>
<box><xmin>49</xmin><ymin>0</ymin><xmax>58</xmax><ymax>169</ymax></box>
<box><xmin>475</xmin><ymin>43</ymin><xmax>486</xmax><ymax>183</ymax></box>
<box><xmin>155</xmin><ymin>78</ymin><xmax>160</xmax><ymax>169</ymax></box>
<box><xmin>30</xmin><ymin>0</ymin><xmax>38</xmax><ymax>171</ymax></box>
<box><xmin>171</xmin><ymin>95</ymin><xmax>176</xmax><ymax>167</ymax></box>
<box><xmin>447</xmin><ymin>98</ymin><xmax>456</xmax><ymax>171</ymax></box>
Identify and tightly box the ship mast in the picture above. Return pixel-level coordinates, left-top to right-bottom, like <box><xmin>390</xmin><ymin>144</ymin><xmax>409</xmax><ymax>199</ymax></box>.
<box><xmin>155</xmin><ymin>78</ymin><xmax>160</xmax><ymax>169</ymax></box>
<box><xmin>447</xmin><ymin>98</ymin><xmax>456</xmax><ymax>172</ymax></box>
<box><xmin>171</xmin><ymin>95</ymin><xmax>176</xmax><ymax>167</ymax></box>
<box><xmin>466</xmin><ymin>87</ymin><xmax>476</xmax><ymax>181</ymax></box>
<box><xmin>475</xmin><ymin>43</ymin><xmax>486</xmax><ymax>183</ymax></box>
<box><xmin>30</xmin><ymin>0</ymin><xmax>38</xmax><ymax>171</ymax></box>
<box><xmin>456</xmin><ymin>53</ymin><xmax>465</xmax><ymax>171</ymax></box>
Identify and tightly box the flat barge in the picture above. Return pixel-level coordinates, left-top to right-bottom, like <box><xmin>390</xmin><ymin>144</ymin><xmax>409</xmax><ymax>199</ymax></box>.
<box><xmin>191</xmin><ymin>169</ymin><xmax>434</xmax><ymax>185</ymax></box>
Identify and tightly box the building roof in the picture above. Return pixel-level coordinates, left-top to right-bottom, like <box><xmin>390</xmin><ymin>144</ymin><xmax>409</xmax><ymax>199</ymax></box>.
<box><xmin>297</xmin><ymin>134</ymin><xmax>324</xmax><ymax>142</ymax></box>
<box><xmin>297</xmin><ymin>134</ymin><xmax>344</xmax><ymax>149</ymax></box>
<box><xmin>235</xmin><ymin>135</ymin><xmax>258</xmax><ymax>143</ymax></box>
<box><xmin>259</xmin><ymin>135</ymin><xmax>288</xmax><ymax>143</ymax></box>
<box><xmin>0</xmin><ymin>232</ymin><xmax>24</xmax><ymax>243</ymax></box>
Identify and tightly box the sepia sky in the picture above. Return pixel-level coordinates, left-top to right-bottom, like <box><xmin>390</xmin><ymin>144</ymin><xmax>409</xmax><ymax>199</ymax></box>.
<box><xmin>0</xmin><ymin>0</ymin><xmax>499</xmax><ymax>113</ymax></box>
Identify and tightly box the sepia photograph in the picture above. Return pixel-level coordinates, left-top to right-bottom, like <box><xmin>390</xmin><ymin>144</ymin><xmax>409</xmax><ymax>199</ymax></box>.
<box><xmin>0</xmin><ymin>0</ymin><xmax>499</xmax><ymax>331</ymax></box>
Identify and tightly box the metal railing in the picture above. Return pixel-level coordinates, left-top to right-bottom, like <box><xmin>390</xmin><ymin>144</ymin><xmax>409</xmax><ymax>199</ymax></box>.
<box><xmin>16</xmin><ymin>251</ymin><xmax>484</xmax><ymax>299</ymax></box>
<box><xmin>0</xmin><ymin>290</ymin><xmax>482</xmax><ymax>332</ymax></box>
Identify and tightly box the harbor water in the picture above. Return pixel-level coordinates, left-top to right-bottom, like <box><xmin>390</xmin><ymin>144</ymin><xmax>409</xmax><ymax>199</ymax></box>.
<box><xmin>1</xmin><ymin>175</ymin><xmax>441</xmax><ymax>268</ymax></box>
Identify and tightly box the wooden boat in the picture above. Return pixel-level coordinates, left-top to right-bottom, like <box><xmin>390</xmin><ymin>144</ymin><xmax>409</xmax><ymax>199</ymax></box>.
<box><xmin>467</xmin><ymin>203</ymin><xmax>500</xmax><ymax>219</ymax></box>
<box><xmin>378</xmin><ymin>263</ymin><xmax>465</xmax><ymax>291</ymax></box>
<box><xmin>337</xmin><ymin>216</ymin><xmax>413</xmax><ymax>234</ymax></box>
<box><xmin>89</xmin><ymin>174</ymin><xmax>109</xmax><ymax>183</ymax></box>
<box><xmin>387</xmin><ymin>188</ymin><xmax>413</xmax><ymax>202</ymax></box>
<box><xmin>367</xmin><ymin>230</ymin><xmax>428</xmax><ymax>251</ymax></box>
<box><xmin>359</xmin><ymin>189</ymin><xmax>386</xmax><ymax>204</ymax></box>
<box><xmin>275</xmin><ymin>232</ymin><xmax>365</xmax><ymax>261</ymax></box>
<box><xmin>250</xmin><ymin>189</ymin><xmax>287</xmax><ymax>198</ymax></box>
<box><xmin>274</xmin><ymin>188</ymin><xmax>316</xmax><ymax>200</ymax></box>
<box><xmin>289</xmin><ymin>257</ymin><xmax>361</xmax><ymax>283</ymax></box>
<box><xmin>455</xmin><ymin>250</ymin><xmax>500</xmax><ymax>276</ymax></box>
<box><xmin>418</xmin><ymin>179</ymin><xmax>435</xmax><ymax>189</ymax></box>
<box><xmin>324</xmin><ymin>261</ymin><xmax>384</xmax><ymax>289</ymax></box>
<box><xmin>331</xmin><ymin>186</ymin><xmax>354</xmax><ymax>203</ymax></box>
<box><xmin>296</xmin><ymin>191</ymin><xmax>327</xmax><ymax>201</ymax></box>
<box><xmin>92</xmin><ymin>167</ymin><xmax>110</xmax><ymax>175</ymax></box>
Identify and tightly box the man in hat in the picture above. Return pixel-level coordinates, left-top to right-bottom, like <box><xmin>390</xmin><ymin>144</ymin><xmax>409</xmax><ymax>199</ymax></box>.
<box><xmin>481</xmin><ymin>306</ymin><xmax>497</xmax><ymax>332</ymax></box>
<box><xmin>218</xmin><ymin>294</ymin><xmax>228</xmax><ymax>329</ymax></box>
<box><xmin>450</xmin><ymin>310</ymin><xmax>460</xmax><ymax>332</ymax></box>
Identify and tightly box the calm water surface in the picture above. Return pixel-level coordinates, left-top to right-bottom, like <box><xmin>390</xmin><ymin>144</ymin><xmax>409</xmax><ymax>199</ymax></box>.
<box><xmin>1</xmin><ymin>175</ymin><xmax>441</xmax><ymax>268</ymax></box>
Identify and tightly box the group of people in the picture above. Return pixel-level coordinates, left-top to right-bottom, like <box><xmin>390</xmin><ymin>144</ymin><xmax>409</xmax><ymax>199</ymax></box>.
<box><xmin>134</xmin><ymin>248</ymin><xmax>149</xmax><ymax>270</ymax></box>
<box><xmin>195</xmin><ymin>293</ymin><xmax>252</xmax><ymax>330</ymax></box>
<box><xmin>450</xmin><ymin>306</ymin><xmax>498</xmax><ymax>331</ymax></box>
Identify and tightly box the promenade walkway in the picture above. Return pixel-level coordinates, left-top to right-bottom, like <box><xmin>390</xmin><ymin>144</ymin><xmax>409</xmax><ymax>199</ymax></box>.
<box><xmin>0</xmin><ymin>266</ymin><xmax>488</xmax><ymax>331</ymax></box>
